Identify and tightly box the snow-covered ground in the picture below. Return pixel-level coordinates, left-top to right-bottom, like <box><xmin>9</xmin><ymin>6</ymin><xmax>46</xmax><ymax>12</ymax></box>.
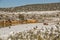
<box><xmin>0</xmin><ymin>10</ymin><xmax>60</xmax><ymax>40</ymax></box>
<box><xmin>0</xmin><ymin>23</ymin><xmax>60</xmax><ymax>40</ymax></box>
<box><xmin>0</xmin><ymin>11</ymin><xmax>60</xmax><ymax>14</ymax></box>
<box><xmin>20</xmin><ymin>11</ymin><xmax>60</xmax><ymax>14</ymax></box>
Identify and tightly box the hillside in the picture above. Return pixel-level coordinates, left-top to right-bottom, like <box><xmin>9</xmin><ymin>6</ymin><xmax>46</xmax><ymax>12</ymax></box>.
<box><xmin>0</xmin><ymin>3</ymin><xmax>60</xmax><ymax>12</ymax></box>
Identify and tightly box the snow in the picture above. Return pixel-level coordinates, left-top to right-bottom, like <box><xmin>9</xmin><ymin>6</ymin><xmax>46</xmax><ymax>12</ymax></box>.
<box><xmin>0</xmin><ymin>23</ymin><xmax>59</xmax><ymax>38</ymax></box>
<box><xmin>20</xmin><ymin>11</ymin><xmax>60</xmax><ymax>14</ymax></box>
<box><xmin>0</xmin><ymin>11</ymin><xmax>60</xmax><ymax>14</ymax></box>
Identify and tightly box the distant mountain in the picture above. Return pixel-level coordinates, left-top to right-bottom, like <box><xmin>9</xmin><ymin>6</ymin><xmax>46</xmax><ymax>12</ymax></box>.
<box><xmin>0</xmin><ymin>3</ymin><xmax>60</xmax><ymax>12</ymax></box>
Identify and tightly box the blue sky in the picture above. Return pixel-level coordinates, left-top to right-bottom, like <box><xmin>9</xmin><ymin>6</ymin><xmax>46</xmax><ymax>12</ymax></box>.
<box><xmin>0</xmin><ymin>0</ymin><xmax>60</xmax><ymax>8</ymax></box>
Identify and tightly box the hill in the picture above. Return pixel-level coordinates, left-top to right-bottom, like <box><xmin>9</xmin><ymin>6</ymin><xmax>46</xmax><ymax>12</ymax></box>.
<box><xmin>0</xmin><ymin>3</ymin><xmax>60</xmax><ymax>12</ymax></box>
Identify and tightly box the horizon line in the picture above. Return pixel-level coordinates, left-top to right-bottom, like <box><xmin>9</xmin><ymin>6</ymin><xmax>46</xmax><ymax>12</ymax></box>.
<box><xmin>0</xmin><ymin>2</ymin><xmax>60</xmax><ymax>8</ymax></box>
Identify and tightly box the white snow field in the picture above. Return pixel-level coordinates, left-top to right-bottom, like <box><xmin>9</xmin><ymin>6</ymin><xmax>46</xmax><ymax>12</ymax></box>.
<box><xmin>0</xmin><ymin>23</ymin><xmax>60</xmax><ymax>40</ymax></box>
